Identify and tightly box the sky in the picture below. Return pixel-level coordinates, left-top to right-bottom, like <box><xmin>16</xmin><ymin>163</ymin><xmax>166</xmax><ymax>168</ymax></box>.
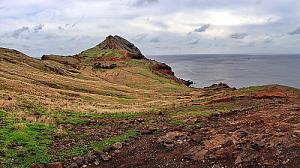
<box><xmin>0</xmin><ymin>0</ymin><xmax>300</xmax><ymax>57</ymax></box>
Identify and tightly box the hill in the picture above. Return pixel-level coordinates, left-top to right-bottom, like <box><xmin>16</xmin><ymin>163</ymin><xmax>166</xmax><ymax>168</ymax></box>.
<box><xmin>0</xmin><ymin>36</ymin><xmax>300</xmax><ymax>168</ymax></box>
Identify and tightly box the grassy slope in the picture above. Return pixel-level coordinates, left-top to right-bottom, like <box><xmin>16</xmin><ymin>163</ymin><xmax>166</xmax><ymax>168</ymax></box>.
<box><xmin>0</xmin><ymin>50</ymin><xmax>193</xmax><ymax>167</ymax></box>
<box><xmin>0</xmin><ymin>49</ymin><xmax>299</xmax><ymax>167</ymax></box>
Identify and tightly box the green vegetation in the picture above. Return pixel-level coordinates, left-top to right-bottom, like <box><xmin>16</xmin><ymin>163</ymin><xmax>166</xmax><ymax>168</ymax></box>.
<box><xmin>60</xmin><ymin>111</ymin><xmax>139</xmax><ymax>121</ymax></box>
<box><xmin>172</xmin><ymin>102</ymin><xmax>247</xmax><ymax>119</ymax></box>
<box><xmin>80</xmin><ymin>47</ymin><xmax>123</xmax><ymax>58</ymax></box>
<box><xmin>169</xmin><ymin>119</ymin><xmax>186</xmax><ymax>126</ymax></box>
<box><xmin>239</xmin><ymin>86</ymin><xmax>267</xmax><ymax>93</ymax></box>
<box><xmin>0</xmin><ymin>109</ymin><xmax>55</xmax><ymax>168</ymax></box>
<box><xmin>0</xmin><ymin>101</ymin><xmax>141</xmax><ymax>167</ymax></box>
<box><xmin>52</xmin><ymin>130</ymin><xmax>140</xmax><ymax>160</ymax></box>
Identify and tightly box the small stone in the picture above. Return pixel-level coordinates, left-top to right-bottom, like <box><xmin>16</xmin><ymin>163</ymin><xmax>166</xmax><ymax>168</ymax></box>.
<box><xmin>17</xmin><ymin>149</ymin><xmax>25</xmax><ymax>157</ymax></box>
<box><xmin>45</xmin><ymin>162</ymin><xmax>64</xmax><ymax>168</ymax></box>
<box><xmin>176</xmin><ymin>140</ymin><xmax>183</xmax><ymax>144</ymax></box>
<box><xmin>69</xmin><ymin>162</ymin><xmax>78</xmax><ymax>168</ymax></box>
<box><xmin>137</xmin><ymin>118</ymin><xmax>144</xmax><ymax>123</ymax></box>
<box><xmin>141</xmin><ymin>130</ymin><xmax>152</xmax><ymax>135</ymax></box>
<box><xmin>73</xmin><ymin>156</ymin><xmax>84</xmax><ymax>166</ymax></box>
<box><xmin>282</xmin><ymin>159</ymin><xmax>290</xmax><ymax>164</ymax></box>
<box><xmin>250</xmin><ymin>142</ymin><xmax>264</xmax><ymax>151</ymax></box>
<box><xmin>114</xmin><ymin>150</ymin><xmax>121</xmax><ymax>154</ymax></box>
<box><xmin>94</xmin><ymin>159</ymin><xmax>100</xmax><ymax>166</ymax></box>
<box><xmin>101</xmin><ymin>154</ymin><xmax>111</xmax><ymax>161</ymax></box>
<box><xmin>193</xmin><ymin>150</ymin><xmax>208</xmax><ymax>161</ymax></box>
<box><xmin>112</xmin><ymin>142</ymin><xmax>123</xmax><ymax>150</ymax></box>
<box><xmin>94</xmin><ymin>150</ymin><xmax>104</xmax><ymax>156</ymax></box>
<box><xmin>163</xmin><ymin>142</ymin><xmax>174</xmax><ymax>149</ymax></box>
<box><xmin>149</xmin><ymin>127</ymin><xmax>158</xmax><ymax>132</ymax></box>
<box><xmin>235</xmin><ymin>155</ymin><xmax>242</xmax><ymax>165</ymax></box>
<box><xmin>31</xmin><ymin>164</ymin><xmax>42</xmax><ymax>168</ymax></box>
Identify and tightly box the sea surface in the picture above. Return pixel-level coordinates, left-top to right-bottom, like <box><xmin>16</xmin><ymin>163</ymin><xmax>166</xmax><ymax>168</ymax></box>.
<box><xmin>149</xmin><ymin>54</ymin><xmax>300</xmax><ymax>89</ymax></box>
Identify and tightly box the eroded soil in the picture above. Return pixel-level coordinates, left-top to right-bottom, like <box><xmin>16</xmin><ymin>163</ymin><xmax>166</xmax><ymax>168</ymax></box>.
<box><xmin>97</xmin><ymin>99</ymin><xmax>300</xmax><ymax>168</ymax></box>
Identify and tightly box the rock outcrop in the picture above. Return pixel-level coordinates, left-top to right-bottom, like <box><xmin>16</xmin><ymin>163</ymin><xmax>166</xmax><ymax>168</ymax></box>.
<box><xmin>150</xmin><ymin>62</ymin><xmax>174</xmax><ymax>76</ymax></box>
<box><xmin>205</xmin><ymin>82</ymin><xmax>231</xmax><ymax>90</ymax></box>
<box><xmin>41</xmin><ymin>55</ymin><xmax>81</xmax><ymax>69</ymax></box>
<box><xmin>97</xmin><ymin>35</ymin><xmax>145</xmax><ymax>59</ymax></box>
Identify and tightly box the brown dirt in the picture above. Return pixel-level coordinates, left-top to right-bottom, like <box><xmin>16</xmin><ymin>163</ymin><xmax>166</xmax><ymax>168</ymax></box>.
<box><xmin>95</xmin><ymin>98</ymin><xmax>300</xmax><ymax>168</ymax></box>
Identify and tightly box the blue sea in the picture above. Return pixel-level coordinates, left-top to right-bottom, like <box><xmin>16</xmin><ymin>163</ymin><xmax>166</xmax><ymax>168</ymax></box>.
<box><xmin>149</xmin><ymin>54</ymin><xmax>300</xmax><ymax>89</ymax></box>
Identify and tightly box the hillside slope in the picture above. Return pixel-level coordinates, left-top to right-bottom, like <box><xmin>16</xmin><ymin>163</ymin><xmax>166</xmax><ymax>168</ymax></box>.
<box><xmin>0</xmin><ymin>36</ymin><xmax>300</xmax><ymax>168</ymax></box>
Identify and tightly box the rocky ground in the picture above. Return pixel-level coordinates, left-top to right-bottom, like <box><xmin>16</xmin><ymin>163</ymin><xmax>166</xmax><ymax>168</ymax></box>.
<box><xmin>100</xmin><ymin>100</ymin><xmax>300</xmax><ymax>168</ymax></box>
<box><xmin>31</xmin><ymin>85</ymin><xmax>300</xmax><ymax>168</ymax></box>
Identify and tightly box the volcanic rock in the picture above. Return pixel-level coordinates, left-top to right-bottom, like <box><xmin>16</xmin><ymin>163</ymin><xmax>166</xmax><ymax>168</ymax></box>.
<box><xmin>112</xmin><ymin>142</ymin><xmax>123</xmax><ymax>150</ymax></box>
<box><xmin>97</xmin><ymin>35</ymin><xmax>145</xmax><ymax>59</ymax></box>
<box><xmin>45</xmin><ymin>162</ymin><xmax>63</xmax><ymax>168</ymax></box>
<box><xmin>205</xmin><ymin>83</ymin><xmax>231</xmax><ymax>90</ymax></box>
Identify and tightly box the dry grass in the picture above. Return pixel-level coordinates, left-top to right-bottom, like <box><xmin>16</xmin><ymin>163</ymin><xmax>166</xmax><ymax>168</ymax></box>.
<box><xmin>0</xmin><ymin>54</ymin><xmax>193</xmax><ymax>115</ymax></box>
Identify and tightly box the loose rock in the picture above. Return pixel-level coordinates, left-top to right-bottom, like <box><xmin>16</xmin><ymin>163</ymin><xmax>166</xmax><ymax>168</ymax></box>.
<box><xmin>112</xmin><ymin>142</ymin><xmax>123</xmax><ymax>150</ymax></box>
<box><xmin>45</xmin><ymin>162</ymin><xmax>64</xmax><ymax>168</ymax></box>
<box><xmin>100</xmin><ymin>153</ymin><xmax>111</xmax><ymax>161</ymax></box>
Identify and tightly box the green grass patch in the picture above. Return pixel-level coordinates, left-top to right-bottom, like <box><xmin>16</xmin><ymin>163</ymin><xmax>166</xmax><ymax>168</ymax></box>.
<box><xmin>54</xmin><ymin>111</ymin><xmax>139</xmax><ymax>125</ymax></box>
<box><xmin>0</xmin><ymin>109</ymin><xmax>55</xmax><ymax>168</ymax></box>
<box><xmin>52</xmin><ymin>130</ymin><xmax>140</xmax><ymax>160</ymax></box>
<box><xmin>160</xmin><ymin>85</ymin><xmax>184</xmax><ymax>93</ymax></box>
<box><xmin>63</xmin><ymin>111</ymin><xmax>139</xmax><ymax>120</ymax></box>
<box><xmin>56</xmin><ymin>113</ymin><xmax>89</xmax><ymax>125</ymax></box>
<box><xmin>238</xmin><ymin>86</ymin><xmax>267</xmax><ymax>93</ymax></box>
<box><xmin>172</xmin><ymin>103</ymin><xmax>245</xmax><ymax>118</ymax></box>
<box><xmin>80</xmin><ymin>48</ymin><xmax>123</xmax><ymax>58</ymax></box>
<box><xmin>169</xmin><ymin>119</ymin><xmax>186</xmax><ymax>126</ymax></box>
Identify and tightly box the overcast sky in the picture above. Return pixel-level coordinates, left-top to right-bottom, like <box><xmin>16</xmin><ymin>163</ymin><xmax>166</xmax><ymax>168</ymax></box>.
<box><xmin>0</xmin><ymin>0</ymin><xmax>300</xmax><ymax>57</ymax></box>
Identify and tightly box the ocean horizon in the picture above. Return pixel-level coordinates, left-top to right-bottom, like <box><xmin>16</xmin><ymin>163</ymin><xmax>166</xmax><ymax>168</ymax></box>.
<box><xmin>149</xmin><ymin>54</ymin><xmax>300</xmax><ymax>89</ymax></box>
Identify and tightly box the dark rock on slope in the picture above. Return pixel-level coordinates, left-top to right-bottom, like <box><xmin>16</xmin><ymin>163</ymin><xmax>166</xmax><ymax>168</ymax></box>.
<box><xmin>150</xmin><ymin>62</ymin><xmax>174</xmax><ymax>76</ymax></box>
<box><xmin>150</xmin><ymin>61</ymin><xmax>194</xmax><ymax>86</ymax></box>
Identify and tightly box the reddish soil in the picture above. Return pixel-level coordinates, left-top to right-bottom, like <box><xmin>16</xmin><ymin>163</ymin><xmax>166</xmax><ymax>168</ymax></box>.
<box><xmin>96</xmin><ymin>98</ymin><xmax>300</xmax><ymax>168</ymax></box>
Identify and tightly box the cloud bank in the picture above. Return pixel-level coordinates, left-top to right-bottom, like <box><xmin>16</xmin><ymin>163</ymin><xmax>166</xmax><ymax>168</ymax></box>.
<box><xmin>0</xmin><ymin>0</ymin><xmax>300</xmax><ymax>56</ymax></box>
